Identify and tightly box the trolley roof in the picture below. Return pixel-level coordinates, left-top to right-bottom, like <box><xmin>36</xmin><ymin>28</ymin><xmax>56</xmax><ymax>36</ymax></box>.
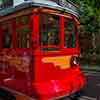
<box><xmin>0</xmin><ymin>0</ymin><xmax>79</xmax><ymax>18</ymax></box>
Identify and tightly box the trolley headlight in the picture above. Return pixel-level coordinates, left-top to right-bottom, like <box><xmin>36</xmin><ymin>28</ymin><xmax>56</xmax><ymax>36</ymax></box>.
<box><xmin>71</xmin><ymin>56</ymin><xmax>79</xmax><ymax>66</ymax></box>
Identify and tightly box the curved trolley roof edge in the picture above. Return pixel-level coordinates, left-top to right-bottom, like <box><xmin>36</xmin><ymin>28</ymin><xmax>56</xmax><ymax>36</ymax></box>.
<box><xmin>0</xmin><ymin>0</ymin><xmax>79</xmax><ymax>18</ymax></box>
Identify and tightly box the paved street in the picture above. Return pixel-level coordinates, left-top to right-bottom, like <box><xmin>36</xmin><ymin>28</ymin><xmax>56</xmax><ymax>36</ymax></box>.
<box><xmin>63</xmin><ymin>70</ymin><xmax>99</xmax><ymax>100</ymax></box>
<box><xmin>81</xmin><ymin>71</ymin><xmax>100</xmax><ymax>100</ymax></box>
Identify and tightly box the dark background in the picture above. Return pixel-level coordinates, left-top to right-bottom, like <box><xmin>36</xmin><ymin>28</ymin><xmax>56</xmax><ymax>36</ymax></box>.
<box><xmin>71</xmin><ymin>0</ymin><xmax>100</xmax><ymax>71</ymax></box>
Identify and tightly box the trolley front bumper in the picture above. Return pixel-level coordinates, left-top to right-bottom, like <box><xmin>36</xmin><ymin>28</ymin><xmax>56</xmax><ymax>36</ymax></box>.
<box><xmin>32</xmin><ymin>69</ymin><xmax>86</xmax><ymax>100</ymax></box>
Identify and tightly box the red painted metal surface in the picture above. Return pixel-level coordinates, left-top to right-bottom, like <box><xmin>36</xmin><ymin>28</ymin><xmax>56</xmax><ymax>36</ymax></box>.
<box><xmin>0</xmin><ymin>28</ymin><xmax>2</xmax><ymax>49</ymax></box>
<box><xmin>11</xmin><ymin>19</ymin><xmax>16</xmax><ymax>49</ymax></box>
<box><xmin>0</xmin><ymin>10</ymin><xmax>86</xmax><ymax>100</ymax></box>
<box><xmin>60</xmin><ymin>16</ymin><xmax>64</xmax><ymax>49</ymax></box>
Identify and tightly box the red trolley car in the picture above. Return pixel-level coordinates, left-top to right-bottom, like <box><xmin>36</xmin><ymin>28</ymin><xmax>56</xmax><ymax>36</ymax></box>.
<box><xmin>0</xmin><ymin>0</ymin><xmax>86</xmax><ymax>99</ymax></box>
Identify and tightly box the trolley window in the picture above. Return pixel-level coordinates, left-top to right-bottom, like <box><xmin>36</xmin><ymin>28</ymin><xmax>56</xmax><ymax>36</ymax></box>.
<box><xmin>16</xmin><ymin>15</ymin><xmax>30</xmax><ymax>48</ymax></box>
<box><xmin>64</xmin><ymin>18</ymin><xmax>76</xmax><ymax>48</ymax></box>
<box><xmin>2</xmin><ymin>21</ymin><xmax>11</xmax><ymax>48</ymax></box>
<box><xmin>39</xmin><ymin>14</ymin><xmax>60</xmax><ymax>51</ymax></box>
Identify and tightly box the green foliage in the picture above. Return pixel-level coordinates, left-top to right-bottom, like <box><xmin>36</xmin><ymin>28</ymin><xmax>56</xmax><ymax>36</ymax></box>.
<box><xmin>71</xmin><ymin>0</ymin><xmax>100</xmax><ymax>66</ymax></box>
<box><xmin>71</xmin><ymin>0</ymin><xmax>100</xmax><ymax>33</ymax></box>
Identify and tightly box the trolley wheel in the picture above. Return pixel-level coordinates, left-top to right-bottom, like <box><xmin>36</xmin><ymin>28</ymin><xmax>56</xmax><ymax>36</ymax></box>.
<box><xmin>0</xmin><ymin>88</ymin><xmax>16</xmax><ymax>100</ymax></box>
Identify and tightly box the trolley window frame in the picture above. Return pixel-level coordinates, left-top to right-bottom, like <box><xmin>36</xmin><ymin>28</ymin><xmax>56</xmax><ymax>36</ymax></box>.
<box><xmin>0</xmin><ymin>8</ymin><xmax>79</xmax><ymax>53</ymax></box>
<box><xmin>0</xmin><ymin>14</ymin><xmax>32</xmax><ymax>51</ymax></box>
<box><xmin>15</xmin><ymin>15</ymin><xmax>31</xmax><ymax>49</ymax></box>
<box><xmin>39</xmin><ymin>13</ymin><xmax>61</xmax><ymax>51</ymax></box>
<box><xmin>37</xmin><ymin>12</ymin><xmax>78</xmax><ymax>52</ymax></box>
<box><xmin>0</xmin><ymin>20</ymin><xmax>14</xmax><ymax>49</ymax></box>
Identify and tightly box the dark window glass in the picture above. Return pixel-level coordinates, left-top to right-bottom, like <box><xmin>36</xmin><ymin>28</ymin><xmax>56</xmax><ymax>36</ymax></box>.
<box><xmin>0</xmin><ymin>0</ymin><xmax>13</xmax><ymax>8</ymax></box>
<box><xmin>2</xmin><ymin>21</ymin><xmax>11</xmax><ymax>48</ymax></box>
<box><xmin>39</xmin><ymin>14</ymin><xmax>60</xmax><ymax>51</ymax></box>
<box><xmin>64</xmin><ymin>18</ymin><xmax>76</xmax><ymax>48</ymax></box>
<box><xmin>16</xmin><ymin>16</ymin><xmax>29</xmax><ymax>27</ymax></box>
<box><xmin>16</xmin><ymin>16</ymin><xmax>30</xmax><ymax>48</ymax></box>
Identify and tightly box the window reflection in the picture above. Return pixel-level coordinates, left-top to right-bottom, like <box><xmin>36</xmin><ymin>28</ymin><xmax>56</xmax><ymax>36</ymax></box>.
<box><xmin>39</xmin><ymin>14</ymin><xmax>59</xmax><ymax>46</ymax></box>
<box><xmin>16</xmin><ymin>15</ymin><xmax>30</xmax><ymax>48</ymax></box>
<box><xmin>64</xmin><ymin>18</ymin><xmax>76</xmax><ymax>48</ymax></box>
<box><xmin>2</xmin><ymin>21</ymin><xmax>11</xmax><ymax>48</ymax></box>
